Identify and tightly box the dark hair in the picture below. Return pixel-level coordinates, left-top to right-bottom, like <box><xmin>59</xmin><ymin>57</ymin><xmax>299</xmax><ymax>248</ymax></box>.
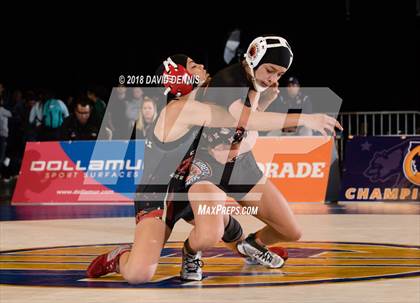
<box><xmin>74</xmin><ymin>96</ymin><xmax>92</xmax><ymax>109</ymax></box>
<box><xmin>37</xmin><ymin>89</ymin><xmax>55</xmax><ymax>102</ymax></box>
<box><xmin>87</xmin><ymin>85</ymin><xmax>107</xmax><ymax>100</ymax></box>
<box><xmin>24</xmin><ymin>90</ymin><xmax>37</xmax><ymax>101</ymax></box>
<box><xmin>127</xmin><ymin>87</ymin><xmax>144</xmax><ymax>100</ymax></box>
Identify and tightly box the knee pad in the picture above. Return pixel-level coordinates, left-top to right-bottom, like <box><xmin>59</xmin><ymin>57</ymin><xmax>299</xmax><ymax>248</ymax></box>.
<box><xmin>222</xmin><ymin>216</ymin><xmax>243</xmax><ymax>243</ymax></box>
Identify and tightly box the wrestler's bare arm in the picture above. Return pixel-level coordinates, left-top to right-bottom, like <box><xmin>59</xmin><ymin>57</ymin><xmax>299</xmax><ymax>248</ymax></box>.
<box><xmin>229</xmin><ymin>99</ymin><xmax>343</xmax><ymax>136</ymax></box>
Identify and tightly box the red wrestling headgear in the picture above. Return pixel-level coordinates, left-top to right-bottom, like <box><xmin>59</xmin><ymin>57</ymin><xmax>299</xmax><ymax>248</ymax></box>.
<box><xmin>162</xmin><ymin>57</ymin><xmax>194</xmax><ymax>97</ymax></box>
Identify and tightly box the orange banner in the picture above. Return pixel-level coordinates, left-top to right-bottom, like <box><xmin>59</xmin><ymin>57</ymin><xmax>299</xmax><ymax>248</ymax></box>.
<box><xmin>252</xmin><ymin>137</ymin><xmax>333</xmax><ymax>202</ymax></box>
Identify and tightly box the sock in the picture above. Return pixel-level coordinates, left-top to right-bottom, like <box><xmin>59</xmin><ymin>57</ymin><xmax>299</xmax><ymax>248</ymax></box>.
<box><xmin>184</xmin><ymin>239</ymin><xmax>197</xmax><ymax>255</ymax></box>
<box><xmin>248</xmin><ymin>232</ymin><xmax>267</xmax><ymax>249</ymax></box>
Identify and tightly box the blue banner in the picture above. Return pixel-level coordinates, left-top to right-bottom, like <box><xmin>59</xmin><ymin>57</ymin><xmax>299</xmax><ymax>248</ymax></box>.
<box><xmin>340</xmin><ymin>136</ymin><xmax>420</xmax><ymax>201</ymax></box>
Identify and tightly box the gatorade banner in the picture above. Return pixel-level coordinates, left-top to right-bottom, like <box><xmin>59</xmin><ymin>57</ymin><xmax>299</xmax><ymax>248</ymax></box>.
<box><xmin>340</xmin><ymin>136</ymin><xmax>420</xmax><ymax>201</ymax></box>
<box><xmin>253</xmin><ymin>137</ymin><xmax>333</xmax><ymax>202</ymax></box>
<box><xmin>12</xmin><ymin>138</ymin><xmax>333</xmax><ymax>205</ymax></box>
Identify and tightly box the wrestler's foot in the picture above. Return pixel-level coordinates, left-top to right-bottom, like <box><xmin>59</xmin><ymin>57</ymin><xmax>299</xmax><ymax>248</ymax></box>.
<box><xmin>180</xmin><ymin>246</ymin><xmax>204</xmax><ymax>281</ymax></box>
<box><xmin>86</xmin><ymin>245</ymin><xmax>131</xmax><ymax>278</ymax></box>
<box><xmin>237</xmin><ymin>233</ymin><xmax>287</xmax><ymax>268</ymax></box>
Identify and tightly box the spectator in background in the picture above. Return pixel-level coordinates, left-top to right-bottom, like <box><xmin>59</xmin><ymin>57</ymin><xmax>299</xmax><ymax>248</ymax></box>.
<box><xmin>25</xmin><ymin>91</ymin><xmax>37</xmax><ymax>109</ymax></box>
<box><xmin>64</xmin><ymin>95</ymin><xmax>75</xmax><ymax>111</ymax></box>
<box><xmin>59</xmin><ymin>97</ymin><xmax>100</xmax><ymax>141</ymax></box>
<box><xmin>38</xmin><ymin>91</ymin><xmax>69</xmax><ymax>141</ymax></box>
<box><xmin>267</xmin><ymin>77</ymin><xmax>313</xmax><ymax>136</ymax></box>
<box><xmin>87</xmin><ymin>86</ymin><xmax>106</xmax><ymax>126</ymax></box>
<box><xmin>116</xmin><ymin>85</ymin><xmax>127</xmax><ymax>101</ymax></box>
<box><xmin>23</xmin><ymin>91</ymin><xmax>38</xmax><ymax>141</ymax></box>
<box><xmin>126</xmin><ymin>87</ymin><xmax>143</xmax><ymax>137</ymax></box>
<box><xmin>0</xmin><ymin>98</ymin><xmax>12</xmax><ymax>181</ymax></box>
<box><xmin>135</xmin><ymin>96</ymin><xmax>157</xmax><ymax>139</ymax></box>
<box><xmin>107</xmin><ymin>85</ymin><xmax>130</xmax><ymax>139</ymax></box>
<box><xmin>29</xmin><ymin>90</ymin><xmax>44</xmax><ymax>128</ymax></box>
<box><xmin>3</xmin><ymin>90</ymin><xmax>27</xmax><ymax>180</ymax></box>
<box><xmin>7</xmin><ymin>90</ymin><xmax>26</xmax><ymax>140</ymax></box>
<box><xmin>10</xmin><ymin>90</ymin><xmax>25</xmax><ymax>117</ymax></box>
<box><xmin>284</xmin><ymin>77</ymin><xmax>312</xmax><ymax>111</ymax></box>
<box><xmin>0</xmin><ymin>83</ymin><xmax>11</xmax><ymax>113</ymax></box>
<box><xmin>0</xmin><ymin>83</ymin><xmax>7</xmax><ymax>105</ymax></box>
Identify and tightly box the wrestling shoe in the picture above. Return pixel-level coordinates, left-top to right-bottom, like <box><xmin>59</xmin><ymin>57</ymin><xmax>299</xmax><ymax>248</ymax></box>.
<box><xmin>237</xmin><ymin>233</ymin><xmax>287</xmax><ymax>268</ymax></box>
<box><xmin>180</xmin><ymin>246</ymin><xmax>204</xmax><ymax>281</ymax></box>
<box><xmin>86</xmin><ymin>245</ymin><xmax>131</xmax><ymax>278</ymax></box>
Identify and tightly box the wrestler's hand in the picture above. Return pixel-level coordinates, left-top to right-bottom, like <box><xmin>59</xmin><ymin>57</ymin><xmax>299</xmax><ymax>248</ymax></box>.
<box><xmin>260</xmin><ymin>82</ymin><xmax>280</xmax><ymax>104</ymax></box>
<box><xmin>301</xmin><ymin>113</ymin><xmax>343</xmax><ymax>136</ymax></box>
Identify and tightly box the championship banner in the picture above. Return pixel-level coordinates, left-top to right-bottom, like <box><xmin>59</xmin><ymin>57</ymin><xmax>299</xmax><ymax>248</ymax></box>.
<box><xmin>12</xmin><ymin>138</ymin><xmax>333</xmax><ymax>205</ymax></box>
<box><xmin>340</xmin><ymin>136</ymin><xmax>420</xmax><ymax>201</ymax></box>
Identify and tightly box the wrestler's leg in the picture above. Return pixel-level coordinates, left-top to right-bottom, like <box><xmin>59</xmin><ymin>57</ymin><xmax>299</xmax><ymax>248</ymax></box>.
<box><xmin>238</xmin><ymin>177</ymin><xmax>302</xmax><ymax>245</ymax></box>
<box><xmin>187</xmin><ymin>214</ymin><xmax>245</xmax><ymax>254</ymax></box>
<box><xmin>118</xmin><ymin>218</ymin><xmax>172</xmax><ymax>284</ymax></box>
<box><xmin>186</xmin><ymin>181</ymin><xmax>226</xmax><ymax>252</ymax></box>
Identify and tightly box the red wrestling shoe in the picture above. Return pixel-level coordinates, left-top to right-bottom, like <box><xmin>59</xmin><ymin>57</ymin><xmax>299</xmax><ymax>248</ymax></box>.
<box><xmin>86</xmin><ymin>245</ymin><xmax>131</xmax><ymax>278</ymax></box>
<box><xmin>269</xmin><ymin>246</ymin><xmax>289</xmax><ymax>261</ymax></box>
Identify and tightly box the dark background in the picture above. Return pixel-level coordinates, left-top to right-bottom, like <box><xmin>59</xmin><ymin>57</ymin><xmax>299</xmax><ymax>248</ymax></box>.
<box><xmin>1</xmin><ymin>2</ymin><xmax>418</xmax><ymax>111</ymax></box>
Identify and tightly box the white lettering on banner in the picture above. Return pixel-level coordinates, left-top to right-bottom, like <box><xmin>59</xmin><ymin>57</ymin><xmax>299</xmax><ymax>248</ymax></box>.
<box><xmin>126</xmin><ymin>159</ymin><xmax>142</xmax><ymax>170</ymax></box>
<box><xmin>29</xmin><ymin>160</ymin><xmax>143</xmax><ymax>172</ymax></box>
<box><xmin>30</xmin><ymin>161</ymin><xmax>45</xmax><ymax>171</ymax></box>
<box><xmin>46</xmin><ymin>161</ymin><xmax>61</xmax><ymax>171</ymax></box>
<box><xmin>257</xmin><ymin>162</ymin><xmax>326</xmax><ymax>178</ymax></box>
<box><xmin>89</xmin><ymin>160</ymin><xmax>103</xmax><ymax>171</ymax></box>
<box><xmin>105</xmin><ymin>160</ymin><xmax>124</xmax><ymax>171</ymax></box>
<box><xmin>62</xmin><ymin>161</ymin><xmax>74</xmax><ymax>171</ymax></box>
<box><xmin>76</xmin><ymin>161</ymin><xmax>87</xmax><ymax>170</ymax></box>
